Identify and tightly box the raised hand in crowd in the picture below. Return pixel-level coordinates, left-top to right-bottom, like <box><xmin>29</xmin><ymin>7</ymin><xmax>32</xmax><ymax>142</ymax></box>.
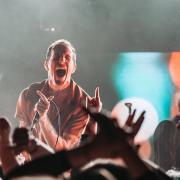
<box><xmin>4</xmin><ymin>109</ymin><xmax>171</xmax><ymax>180</ymax></box>
<box><xmin>123</xmin><ymin>109</ymin><xmax>145</xmax><ymax>146</ymax></box>
<box><xmin>0</xmin><ymin>117</ymin><xmax>17</xmax><ymax>174</ymax></box>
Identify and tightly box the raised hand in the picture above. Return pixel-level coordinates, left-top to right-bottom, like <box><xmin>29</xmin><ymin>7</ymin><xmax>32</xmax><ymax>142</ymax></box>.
<box><xmin>0</xmin><ymin>117</ymin><xmax>18</xmax><ymax>174</ymax></box>
<box><xmin>0</xmin><ymin>117</ymin><xmax>11</xmax><ymax>142</ymax></box>
<box><xmin>87</xmin><ymin>87</ymin><xmax>102</xmax><ymax>112</ymax></box>
<box><xmin>82</xmin><ymin>108</ymin><xmax>132</xmax><ymax>158</ymax></box>
<box><xmin>35</xmin><ymin>90</ymin><xmax>54</xmax><ymax>117</ymax></box>
<box><xmin>124</xmin><ymin>109</ymin><xmax>145</xmax><ymax>140</ymax></box>
<box><xmin>83</xmin><ymin>107</ymin><xmax>145</xmax><ymax>156</ymax></box>
<box><xmin>83</xmin><ymin>107</ymin><xmax>125</xmax><ymax>136</ymax></box>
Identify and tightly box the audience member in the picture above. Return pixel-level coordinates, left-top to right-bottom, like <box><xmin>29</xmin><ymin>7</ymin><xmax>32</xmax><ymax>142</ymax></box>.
<box><xmin>0</xmin><ymin>108</ymin><xmax>171</xmax><ymax>180</ymax></box>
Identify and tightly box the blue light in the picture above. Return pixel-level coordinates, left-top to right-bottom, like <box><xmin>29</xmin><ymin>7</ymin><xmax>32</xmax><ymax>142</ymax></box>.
<box><xmin>111</xmin><ymin>52</ymin><xmax>174</xmax><ymax>121</ymax></box>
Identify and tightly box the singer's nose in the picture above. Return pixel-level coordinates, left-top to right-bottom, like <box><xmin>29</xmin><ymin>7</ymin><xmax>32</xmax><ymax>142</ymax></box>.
<box><xmin>59</xmin><ymin>55</ymin><xmax>66</xmax><ymax>64</ymax></box>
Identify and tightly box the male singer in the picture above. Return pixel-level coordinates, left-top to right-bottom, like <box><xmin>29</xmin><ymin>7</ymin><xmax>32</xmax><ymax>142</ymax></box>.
<box><xmin>15</xmin><ymin>39</ymin><xmax>102</xmax><ymax>151</ymax></box>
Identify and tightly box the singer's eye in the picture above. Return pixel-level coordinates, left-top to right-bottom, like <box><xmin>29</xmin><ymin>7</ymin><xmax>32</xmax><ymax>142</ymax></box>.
<box><xmin>53</xmin><ymin>54</ymin><xmax>60</xmax><ymax>61</ymax></box>
<box><xmin>65</xmin><ymin>55</ymin><xmax>71</xmax><ymax>61</ymax></box>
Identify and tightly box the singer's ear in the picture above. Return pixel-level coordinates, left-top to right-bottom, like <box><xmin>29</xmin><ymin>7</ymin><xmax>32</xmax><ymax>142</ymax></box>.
<box><xmin>72</xmin><ymin>61</ymin><xmax>77</xmax><ymax>74</ymax></box>
<box><xmin>44</xmin><ymin>60</ymin><xmax>48</xmax><ymax>71</ymax></box>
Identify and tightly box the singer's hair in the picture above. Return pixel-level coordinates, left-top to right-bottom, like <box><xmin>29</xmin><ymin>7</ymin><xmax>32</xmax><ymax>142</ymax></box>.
<box><xmin>46</xmin><ymin>39</ymin><xmax>76</xmax><ymax>64</ymax></box>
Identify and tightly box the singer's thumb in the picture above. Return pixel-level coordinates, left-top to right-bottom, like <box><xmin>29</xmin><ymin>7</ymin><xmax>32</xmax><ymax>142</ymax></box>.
<box><xmin>48</xmin><ymin>96</ymin><xmax>54</xmax><ymax>101</ymax></box>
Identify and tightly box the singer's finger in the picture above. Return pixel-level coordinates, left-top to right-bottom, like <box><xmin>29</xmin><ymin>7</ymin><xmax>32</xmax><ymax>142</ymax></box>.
<box><xmin>87</xmin><ymin>97</ymin><xmax>92</xmax><ymax>107</ymax></box>
<box><xmin>36</xmin><ymin>90</ymin><xmax>48</xmax><ymax>103</ymax></box>
<box><xmin>38</xmin><ymin>98</ymin><xmax>49</xmax><ymax>106</ymax></box>
<box><xmin>48</xmin><ymin>96</ymin><xmax>54</xmax><ymax>101</ymax></box>
<box><xmin>95</xmin><ymin>87</ymin><xmax>100</xmax><ymax>101</ymax></box>
<box><xmin>80</xmin><ymin>99</ymin><xmax>87</xmax><ymax>109</ymax></box>
<box><xmin>85</xmin><ymin>97</ymin><xmax>88</xmax><ymax>108</ymax></box>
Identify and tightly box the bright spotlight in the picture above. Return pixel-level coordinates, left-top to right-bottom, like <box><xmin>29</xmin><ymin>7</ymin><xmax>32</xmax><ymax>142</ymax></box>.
<box><xmin>50</xmin><ymin>27</ymin><xmax>55</xmax><ymax>32</ymax></box>
<box><xmin>43</xmin><ymin>27</ymin><xmax>56</xmax><ymax>32</ymax></box>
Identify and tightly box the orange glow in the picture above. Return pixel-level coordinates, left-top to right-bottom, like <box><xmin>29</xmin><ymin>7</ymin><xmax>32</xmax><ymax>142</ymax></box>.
<box><xmin>169</xmin><ymin>52</ymin><xmax>180</xmax><ymax>88</ymax></box>
<box><xmin>169</xmin><ymin>52</ymin><xmax>180</xmax><ymax>116</ymax></box>
<box><xmin>136</xmin><ymin>140</ymin><xmax>152</xmax><ymax>159</ymax></box>
<box><xmin>171</xmin><ymin>90</ymin><xmax>180</xmax><ymax>116</ymax></box>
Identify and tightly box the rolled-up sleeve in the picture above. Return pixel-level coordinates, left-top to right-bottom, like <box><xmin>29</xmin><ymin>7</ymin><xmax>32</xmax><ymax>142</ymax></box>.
<box><xmin>15</xmin><ymin>89</ymin><xmax>30</xmax><ymax>127</ymax></box>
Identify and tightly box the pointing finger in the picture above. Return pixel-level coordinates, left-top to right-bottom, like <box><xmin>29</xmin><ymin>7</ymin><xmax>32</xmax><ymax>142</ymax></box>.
<box><xmin>36</xmin><ymin>90</ymin><xmax>48</xmax><ymax>103</ymax></box>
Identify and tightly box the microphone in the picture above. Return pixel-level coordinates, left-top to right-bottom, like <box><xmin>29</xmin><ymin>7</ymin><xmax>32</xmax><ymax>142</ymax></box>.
<box><xmin>30</xmin><ymin>112</ymin><xmax>40</xmax><ymax>131</ymax></box>
<box><xmin>30</xmin><ymin>94</ymin><xmax>54</xmax><ymax>132</ymax></box>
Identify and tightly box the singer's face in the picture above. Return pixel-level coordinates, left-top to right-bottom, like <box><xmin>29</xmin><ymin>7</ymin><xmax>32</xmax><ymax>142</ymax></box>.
<box><xmin>45</xmin><ymin>45</ymin><xmax>76</xmax><ymax>89</ymax></box>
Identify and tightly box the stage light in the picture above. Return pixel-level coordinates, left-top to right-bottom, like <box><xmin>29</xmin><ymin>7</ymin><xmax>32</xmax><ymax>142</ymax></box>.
<box><xmin>43</xmin><ymin>27</ymin><xmax>56</xmax><ymax>32</ymax></box>
<box><xmin>111</xmin><ymin>53</ymin><xmax>174</xmax><ymax>121</ymax></box>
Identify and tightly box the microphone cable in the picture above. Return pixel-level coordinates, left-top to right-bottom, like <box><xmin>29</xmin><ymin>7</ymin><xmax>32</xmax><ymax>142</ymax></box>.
<box><xmin>29</xmin><ymin>100</ymin><xmax>61</xmax><ymax>149</ymax></box>
<box><xmin>51</xmin><ymin>100</ymin><xmax>61</xmax><ymax>149</ymax></box>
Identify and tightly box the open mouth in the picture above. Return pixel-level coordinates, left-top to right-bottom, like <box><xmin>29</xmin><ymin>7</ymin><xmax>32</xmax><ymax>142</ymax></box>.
<box><xmin>56</xmin><ymin>68</ymin><xmax>66</xmax><ymax>78</ymax></box>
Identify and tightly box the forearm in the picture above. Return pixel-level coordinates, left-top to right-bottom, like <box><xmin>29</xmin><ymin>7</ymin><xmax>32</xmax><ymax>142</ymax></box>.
<box><xmin>39</xmin><ymin>115</ymin><xmax>58</xmax><ymax>147</ymax></box>
<box><xmin>40</xmin><ymin>116</ymin><xmax>70</xmax><ymax>151</ymax></box>
<box><xmin>0</xmin><ymin>141</ymin><xmax>18</xmax><ymax>175</ymax></box>
<box><xmin>121</xmin><ymin>144</ymin><xmax>149</xmax><ymax>179</ymax></box>
<box><xmin>27</xmin><ymin>138</ymin><xmax>55</xmax><ymax>160</ymax></box>
<box><xmin>6</xmin><ymin>143</ymin><xmax>94</xmax><ymax>179</ymax></box>
<box><xmin>66</xmin><ymin>143</ymin><xmax>92</xmax><ymax>169</ymax></box>
<box><xmin>5</xmin><ymin>150</ymin><xmax>71</xmax><ymax>179</ymax></box>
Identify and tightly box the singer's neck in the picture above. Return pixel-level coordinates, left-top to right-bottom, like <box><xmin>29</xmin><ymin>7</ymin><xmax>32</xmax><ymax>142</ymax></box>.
<box><xmin>47</xmin><ymin>79</ymin><xmax>70</xmax><ymax>92</ymax></box>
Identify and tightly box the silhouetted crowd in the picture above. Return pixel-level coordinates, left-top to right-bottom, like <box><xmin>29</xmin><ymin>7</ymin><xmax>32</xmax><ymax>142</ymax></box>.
<box><xmin>0</xmin><ymin>106</ymin><xmax>178</xmax><ymax>180</ymax></box>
